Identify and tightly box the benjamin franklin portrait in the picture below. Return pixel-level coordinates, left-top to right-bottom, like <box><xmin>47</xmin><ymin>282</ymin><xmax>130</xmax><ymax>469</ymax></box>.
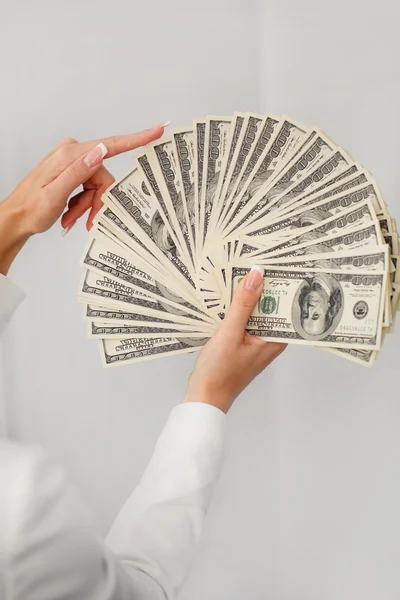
<box><xmin>292</xmin><ymin>272</ymin><xmax>344</xmax><ymax>340</ymax></box>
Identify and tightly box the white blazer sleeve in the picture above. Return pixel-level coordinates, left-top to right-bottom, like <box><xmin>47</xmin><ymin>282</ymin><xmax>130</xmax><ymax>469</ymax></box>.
<box><xmin>3</xmin><ymin>403</ymin><xmax>226</xmax><ymax>600</ymax></box>
<box><xmin>106</xmin><ymin>402</ymin><xmax>226</xmax><ymax>599</ymax></box>
<box><xmin>0</xmin><ymin>274</ymin><xmax>25</xmax><ymax>336</ymax></box>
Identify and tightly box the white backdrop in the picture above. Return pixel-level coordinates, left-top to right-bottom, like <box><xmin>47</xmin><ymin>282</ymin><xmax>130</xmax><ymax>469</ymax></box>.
<box><xmin>259</xmin><ymin>2</ymin><xmax>400</xmax><ymax>599</ymax></box>
<box><xmin>1</xmin><ymin>1</ymin><xmax>400</xmax><ymax>598</ymax></box>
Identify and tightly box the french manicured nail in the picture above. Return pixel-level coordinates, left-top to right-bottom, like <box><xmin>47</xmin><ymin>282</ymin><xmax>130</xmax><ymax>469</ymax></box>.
<box><xmin>245</xmin><ymin>265</ymin><xmax>264</xmax><ymax>291</ymax></box>
<box><xmin>61</xmin><ymin>221</ymin><xmax>76</xmax><ymax>237</ymax></box>
<box><xmin>83</xmin><ymin>143</ymin><xmax>108</xmax><ymax>168</ymax></box>
<box><xmin>160</xmin><ymin>120</ymin><xmax>171</xmax><ymax>128</ymax></box>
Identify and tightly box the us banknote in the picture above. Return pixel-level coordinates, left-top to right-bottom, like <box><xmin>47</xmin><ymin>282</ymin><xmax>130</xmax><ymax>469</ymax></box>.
<box><xmin>230</xmin><ymin>267</ymin><xmax>386</xmax><ymax>349</ymax></box>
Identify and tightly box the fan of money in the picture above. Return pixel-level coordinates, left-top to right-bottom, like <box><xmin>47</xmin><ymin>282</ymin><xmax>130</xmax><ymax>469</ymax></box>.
<box><xmin>78</xmin><ymin>113</ymin><xmax>400</xmax><ymax>367</ymax></box>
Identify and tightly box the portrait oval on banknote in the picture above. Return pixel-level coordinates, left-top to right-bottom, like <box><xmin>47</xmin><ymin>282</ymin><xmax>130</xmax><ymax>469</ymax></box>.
<box><xmin>151</xmin><ymin>212</ymin><xmax>176</xmax><ymax>254</ymax></box>
<box><xmin>291</xmin><ymin>272</ymin><xmax>344</xmax><ymax>341</ymax></box>
<box><xmin>155</xmin><ymin>282</ymin><xmax>190</xmax><ymax>317</ymax></box>
<box><xmin>177</xmin><ymin>336</ymin><xmax>208</xmax><ymax>348</ymax></box>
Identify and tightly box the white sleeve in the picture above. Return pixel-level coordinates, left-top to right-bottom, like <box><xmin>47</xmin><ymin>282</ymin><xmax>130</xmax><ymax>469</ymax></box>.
<box><xmin>106</xmin><ymin>402</ymin><xmax>226</xmax><ymax>599</ymax></box>
<box><xmin>4</xmin><ymin>402</ymin><xmax>226</xmax><ymax>600</ymax></box>
<box><xmin>0</xmin><ymin>274</ymin><xmax>25</xmax><ymax>336</ymax></box>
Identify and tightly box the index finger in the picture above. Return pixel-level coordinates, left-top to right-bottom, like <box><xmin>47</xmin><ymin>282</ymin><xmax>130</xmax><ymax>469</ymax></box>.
<box><xmin>74</xmin><ymin>124</ymin><xmax>167</xmax><ymax>160</ymax></box>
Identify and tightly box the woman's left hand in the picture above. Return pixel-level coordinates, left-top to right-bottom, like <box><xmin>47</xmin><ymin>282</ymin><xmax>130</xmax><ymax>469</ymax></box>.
<box><xmin>185</xmin><ymin>266</ymin><xmax>287</xmax><ymax>414</ymax></box>
<box><xmin>0</xmin><ymin>125</ymin><xmax>165</xmax><ymax>274</ymax></box>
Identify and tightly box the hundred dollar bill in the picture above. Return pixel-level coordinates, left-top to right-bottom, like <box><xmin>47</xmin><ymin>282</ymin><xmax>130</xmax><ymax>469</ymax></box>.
<box><xmin>378</xmin><ymin>213</ymin><xmax>395</xmax><ymax>235</ymax></box>
<box><xmin>230</xmin><ymin>267</ymin><xmax>386</xmax><ymax>349</ymax></box>
<box><xmin>85</xmin><ymin>304</ymin><xmax>209</xmax><ymax>329</ymax></box>
<box><xmin>324</xmin><ymin>347</ymin><xmax>376</xmax><ymax>367</ymax></box>
<box><xmin>100</xmin><ymin>336</ymin><xmax>205</xmax><ymax>367</ymax></box>
<box><xmin>89</xmin><ymin>222</ymin><xmax>174</xmax><ymax>291</ymax></box>
<box><xmin>252</xmin><ymin>151</ymin><xmax>355</xmax><ymax>220</ymax></box>
<box><xmin>390</xmin><ymin>283</ymin><xmax>400</xmax><ymax>327</ymax></box>
<box><xmin>232</xmin><ymin>133</ymin><xmax>349</xmax><ymax>233</ymax></box>
<box><xmin>135</xmin><ymin>149</ymin><xmax>194</xmax><ymax>274</ymax></box>
<box><xmin>277</xmin><ymin>168</ymin><xmax>384</xmax><ymax>218</ymax></box>
<box><xmin>278</xmin><ymin>164</ymin><xmax>362</xmax><ymax>210</ymax></box>
<box><xmin>253</xmin><ymin>261</ymin><xmax>390</xmax><ymax>330</ymax></box>
<box><xmin>383</xmin><ymin>233</ymin><xmax>399</xmax><ymax>256</ymax></box>
<box><xmin>206</xmin><ymin>114</ymin><xmax>244</xmax><ymax>239</ymax></box>
<box><xmin>88</xmin><ymin>316</ymin><xmax>207</xmax><ymax>333</ymax></box>
<box><xmin>240</xmin><ymin>200</ymin><xmax>379</xmax><ymax>256</ymax></box>
<box><xmin>216</xmin><ymin>113</ymin><xmax>265</xmax><ymax>228</ymax></box>
<box><xmin>147</xmin><ymin>138</ymin><xmax>194</xmax><ymax>269</ymax></box>
<box><xmin>102</xmin><ymin>175</ymin><xmax>177</xmax><ymax>269</ymax></box>
<box><xmin>220</xmin><ymin>114</ymin><xmax>280</xmax><ymax>227</ymax></box>
<box><xmin>79</xmin><ymin>270</ymin><xmax>208</xmax><ymax>326</ymax></box>
<box><xmin>93</xmin><ymin>208</ymin><xmax>197</xmax><ymax>305</ymax></box>
<box><xmin>103</xmin><ymin>169</ymin><xmax>196</xmax><ymax>294</ymax></box>
<box><xmin>200</xmin><ymin>116</ymin><xmax>232</xmax><ymax>247</ymax></box>
<box><xmin>226</xmin><ymin>239</ymin><xmax>388</xmax><ymax>323</ymax></box>
<box><xmin>193</xmin><ymin>119</ymin><xmax>207</xmax><ymax>253</ymax></box>
<box><xmin>172</xmin><ymin>128</ymin><xmax>196</xmax><ymax>259</ymax></box>
<box><xmin>134</xmin><ymin>149</ymin><xmax>179</xmax><ymax>241</ymax></box>
<box><xmin>82</xmin><ymin>236</ymin><xmax>214</xmax><ymax>322</ymax></box>
<box><xmin>89</xmin><ymin>322</ymin><xmax>212</xmax><ymax>339</ymax></box>
<box><xmin>95</xmin><ymin>203</ymin><xmax>161</xmax><ymax>273</ymax></box>
<box><xmin>239</xmin><ymin>221</ymin><xmax>382</xmax><ymax>262</ymax></box>
<box><xmin>393</xmin><ymin>256</ymin><xmax>400</xmax><ymax>285</ymax></box>
<box><xmin>213</xmin><ymin>114</ymin><xmax>244</xmax><ymax>197</ymax></box>
<box><xmin>223</xmin><ymin>118</ymin><xmax>309</xmax><ymax>235</ymax></box>
<box><xmin>276</xmin><ymin>172</ymin><xmax>385</xmax><ymax>223</ymax></box>
<box><xmin>253</xmin><ymin>246</ymin><xmax>389</xmax><ymax>273</ymax></box>
<box><xmin>226</xmin><ymin>232</ymin><xmax>388</xmax><ymax>320</ymax></box>
<box><xmin>91</xmin><ymin>216</ymin><xmax>207</xmax><ymax>314</ymax></box>
<box><xmin>243</xmin><ymin>183</ymin><xmax>385</xmax><ymax>245</ymax></box>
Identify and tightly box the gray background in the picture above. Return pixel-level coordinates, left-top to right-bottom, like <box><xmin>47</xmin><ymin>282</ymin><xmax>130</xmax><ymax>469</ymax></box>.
<box><xmin>1</xmin><ymin>1</ymin><xmax>399</xmax><ymax>598</ymax></box>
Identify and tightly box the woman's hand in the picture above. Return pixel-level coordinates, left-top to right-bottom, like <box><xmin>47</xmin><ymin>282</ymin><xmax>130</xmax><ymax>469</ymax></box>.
<box><xmin>185</xmin><ymin>266</ymin><xmax>287</xmax><ymax>414</ymax></box>
<box><xmin>0</xmin><ymin>125</ymin><xmax>166</xmax><ymax>275</ymax></box>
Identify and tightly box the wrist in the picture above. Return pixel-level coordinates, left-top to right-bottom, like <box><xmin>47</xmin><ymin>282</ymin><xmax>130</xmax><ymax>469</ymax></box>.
<box><xmin>184</xmin><ymin>387</ymin><xmax>233</xmax><ymax>414</ymax></box>
<box><xmin>0</xmin><ymin>198</ymin><xmax>31</xmax><ymax>275</ymax></box>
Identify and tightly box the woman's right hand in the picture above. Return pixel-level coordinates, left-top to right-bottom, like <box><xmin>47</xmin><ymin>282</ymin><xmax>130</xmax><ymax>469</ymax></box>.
<box><xmin>0</xmin><ymin>126</ymin><xmax>166</xmax><ymax>276</ymax></box>
<box><xmin>184</xmin><ymin>266</ymin><xmax>287</xmax><ymax>414</ymax></box>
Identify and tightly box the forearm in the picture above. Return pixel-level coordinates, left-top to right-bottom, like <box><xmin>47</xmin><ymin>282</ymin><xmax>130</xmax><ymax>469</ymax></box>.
<box><xmin>0</xmin><ymin>199</ymin><xmax>30</xmax><ymax>275</ymax></box>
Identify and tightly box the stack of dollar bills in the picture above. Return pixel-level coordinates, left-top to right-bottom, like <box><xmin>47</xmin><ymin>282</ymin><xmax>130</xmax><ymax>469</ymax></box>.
<box><xmin>78</xmin><ymin>113</ymin><xmax>400</xmax><ymax>367</ymax></box>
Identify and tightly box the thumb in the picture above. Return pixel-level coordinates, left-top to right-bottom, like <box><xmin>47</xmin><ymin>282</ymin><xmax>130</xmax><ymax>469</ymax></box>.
<box><xmin>223</xmin><ymin>266</ymin><xmax>264</xmax><ymax>332</ymax></box>
<box><xmin>47</xmin><ymin>143</ymin><xmax>108</xmax><ymax>199</ymax></box>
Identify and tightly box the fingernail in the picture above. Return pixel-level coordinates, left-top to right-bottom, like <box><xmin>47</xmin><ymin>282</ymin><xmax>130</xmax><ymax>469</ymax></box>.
<box><xmin>151</xmin><ymin>121</ymin><xmax>171</xmax><ymax>131</ymax></box>
<box><xmin>245</xmin><ymin>265</ymin><xmax>264</xmax><ymax>291</ymax></box>
<box><xmin>83</xmin><ymin>143</ymin><xmax>108</xmax><ymax>168</ymax></box>
<box><xmin>61</xmin><ymin>221</ymin><xmax>76</xmax><ymax>237</ymax></box>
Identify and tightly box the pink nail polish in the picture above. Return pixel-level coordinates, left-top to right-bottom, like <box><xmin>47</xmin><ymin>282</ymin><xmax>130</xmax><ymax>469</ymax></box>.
<box><xmin>245</xmin><ymin>265</ymin><xmax>264</xmax><ymax>291</ymax></box>
<box><xmin>83</xmin><ymin>143</ymin><xmax>108</xmax><ymax>168</ymax></box>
